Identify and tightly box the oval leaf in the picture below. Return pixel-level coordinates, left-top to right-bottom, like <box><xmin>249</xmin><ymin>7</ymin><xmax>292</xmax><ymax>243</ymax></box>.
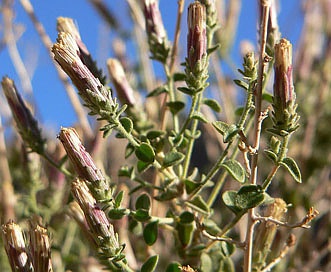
<box><xmin>202</xmin><ymin>98</ymin><xmax>222</xmax><ymax>112</ymax></box>
<box><xmin>163</xmin><ymin>151</ymin><xmax>185</xmax><ymax>168</ymax></box>
<box><xmin>135</xmin><ymin>193</ymin><xmax>151</xmax><ymax>210</ymax></box>
<box><xmin>141</xmin><ymin>255</ymin><xmax>159</xmax><ymax>272</ymax></box>
<box><xmin>221</xmin><ymin>160</ymin><xmax>246</xmax><ymax>183</ymax></box>
<box><xmin>222</xmin><ymin>191</ymin><xmax>243</xmax><ymax>215</ymax></box>
<box><xmin>165</xmin><ymin>262</ymin><xmax>181</xmax><ymax>272</ymax></box>
<box><xmin>143</xmin><ymin>221</ymin><xmax>158</xmax><ymax>245</ymax></box>
<box><xmin>192</xmin><ymin>112</ymin><xmax>209</xmax><ymax>123</ymax></box>
<box><xmin>120</xmin><ymin>117</ymin><xmax>133</xmax><ymax>133</ymax></box>
<box><xmin>280</xmin><ymin>157</ymin><xmax>302</xmax><ymax>183</ymax></box>
<box><xmin>167</xmin><ymin>101</ymin><xmax>185</xmax><ymax>115</ymax></box>
<box><xmin>135</xmin><ymin>143</ymin><xmax>155</xmax><ymax>163</ymax></box>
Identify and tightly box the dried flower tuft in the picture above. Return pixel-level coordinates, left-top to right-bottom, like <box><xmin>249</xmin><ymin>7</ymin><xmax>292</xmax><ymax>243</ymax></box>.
<box><xmin>29</xmin><ymin>216</ymin><xmax>53</xmax><ymax>272</ymax></box>
<box><xmin>52</xmin><ymin>32</ymin><xmax>114</xmax><ymax>114</ymax></box>
<box><xmin>2</xmin><ymin>221</ymin><xmax>33</xmax><ymax>272</ymax></box>
<box><xmin>1</xmin><ymin>77</ymin><xmax>45</xmax><ymax>153</ymax></box>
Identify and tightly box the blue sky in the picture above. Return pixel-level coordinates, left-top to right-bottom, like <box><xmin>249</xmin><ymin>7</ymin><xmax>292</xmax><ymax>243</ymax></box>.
<box><xmin>0</xmin><ymin>0</ymin><xmax>303</xmax><ymax>132</ymax></box>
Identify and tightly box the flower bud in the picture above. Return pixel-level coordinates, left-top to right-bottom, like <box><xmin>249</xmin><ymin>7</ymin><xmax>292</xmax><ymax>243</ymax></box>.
<box><xmin>107</xmin><ymin>58</ymin><xmax>135</xmax><ymax>107</ymax></box>
<box><xmin>58</xmin><ymin>127</ymin><xmax>111</xmax><ymax>202</ymax></box>
<box><xmin>2</xmin><ymin>221</ymin><xmax>33</xmax><ymax>272</ymax></box>
<box><xmin>52</xmin><ymin>32</ymin><xmax>113</xmax><ymax>112</ymax></box>
<box><xmin>1</xmin><ymin>77</ymin><xmax>45</xmax><ymax>153</ymax></box>
<box><xmin>271</xmin><ymin>38</ymin><xmax>299</xmax><ymax>134</ymax></box>
<box><xmin>142</xmin><ymin>0</ymin><xmax>169</xmax><ymax>62</ymax></box>
<box><xmin>29</xmin><ymin>217</ymin><xmax>53</xmax><ymax>272</ymax></box>
<box><xmin>71</xmin><ymin>178</ymin><xmax>121</xmax><ymax>256</ymax></box>
<box><xmin>187</xmin><ymin>1</ymin><xmax>207</xmax><ymax>70</ymax></box>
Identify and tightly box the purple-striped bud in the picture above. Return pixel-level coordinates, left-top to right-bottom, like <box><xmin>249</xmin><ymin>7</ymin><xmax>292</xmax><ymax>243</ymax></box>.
<box><xmin>2</xmin><ymin>221</ymin><xmax>33</xmax><ymax>272</ymax></box>
<box><xmin>52</xmin><ymin>33</ymin><xmax>113</xmax><ymax>111</ymax></box>
<box><xmin>272</xmin><ymin>39</ymin><xmax>299</xmax><ymax>134</ymax></box>
<box><xmin>29</xmin><ymin>217</ymin><xmax>53</xmax><ymax>272</ymax></box>
<box><xmin>1</xmin><ymin>77</ymin><xmax>44</xmax><ymax>153</ymax></box>
<box><xmin>58</xmin><ymin>127</ymin><xmax>111</xmax><ymax>202</ymax></box>
<box><xmin>187</xmin><ymin>2</ymin><xmax>207</xmax><ymax>70</ymax></box>
<box><xmin>107</xmin><ymin>58</ymin><xmax>135</xmax><ymax>107</ymax></box>
<box><xmin>71</xmin><ymin>178</ymin><xmax>121</xmax><ymax>255</ymax></box>
<box><xmin>142</xmin><ymin>0</ymin><xmax>169</xmax><ymax>62</ymax></box>
<box><xmin>143</xmin><ymin>0</ymin><xmax>167</xmax><ymax>44</ymax></box>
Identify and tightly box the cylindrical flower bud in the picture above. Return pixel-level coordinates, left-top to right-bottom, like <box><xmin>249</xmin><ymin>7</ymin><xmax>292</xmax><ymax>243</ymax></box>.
<box><xmin>58</xmin><ymin>127</ymin><xmax>111</xmax><ymax>202</ymax></box>
<box><xmin>29</xmin><ymin>217</ymin><xmax>53</xmax><ymax>272</ymax></box>
<box><xmin>142</xmin><ymin>0</ymin><xmax>169</xmax><ymax>62</ymax></box>
<box><xmin>1</xmin><ymin>77</ymin><xmax>44</xmax><ymax>153</ymax></box>
<box><xmin>71</xmin><ymin>178</ymin><xmax>121</xmax><ymax>256</ymax></box>
<box><xmin>187</xmin><ymin>1</ymin><xmax>207</xmax><ymax>70</ymax></box>
<box><xmin>2</xmin><ymin>221</ymin><xmax>33</xmax><ymax>272</ymax></box>
<box><xmin>143</xmin><ymin>0</ymin><xmax>167</xmax><ymax>44</ymax></box>
<box><xmin>274</xmin><ymin>39</ymin><xmax>294</xmax><ymax>110</ymax></box>
<box><xmin>107</xmin><ymin>59</ymin><xmax>135</xmax><ymax>107</ymax></box>
<box><xmin>52</xmin><ymin>32</ymin><xmax>113</xmax><ymax>111</ymax></box>
<box><xmin>253</xmin><ymin>198</ymin><xmax>288</xmax><ymax>270</ymax></box>
<box><xmin>272</xmin><ymin>38</ymin><xmax>299</xmax><ymax>134</ymax></box>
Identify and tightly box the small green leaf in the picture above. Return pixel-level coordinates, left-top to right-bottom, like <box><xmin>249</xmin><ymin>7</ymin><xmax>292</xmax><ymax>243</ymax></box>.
<box><xmin>146</xmin><ymin>130</ymin><xmax>165</xmax><ymax>140</ymax></box>
<box><xmin>108</xmin><ymin>208</ymin><xmax>128</xmax><ymax>219</ymax></box>
<box><xmin>173</xmin><ymin>72</ymin><xmax>186</xmax><ymax>82</ymax></box>
<box><xmin>135</xmin><ymin>143</ymin><xmax>155</xmax><ymax>163</ymax></box>
<box><xmin>118</xmin><ymin>165</ymin><xmax>134</xmax><ymax>178</ymax></box>
<box><xmin>233</xmin><ymin>79</ymin><xmax>249</xmax><ymax>90</ymax></box>
<box><xmin>177</xmin><ymin>212</ymin><xmax>195</xmax><ymax>246</ymax></box>
<box><xmin>202</xmin><ymin>98</ymin><xmax>222</xmax><ymax>112</ymax></box>
<box><xmin>213</xmin><ymin>121</ymin><xmax>230</xmax><ymax>135</ymax></box>
<box><xmin>236</xmin><ymin>185</ymin><xmax>265</xmax><ymax>210</ymax></box>
<box><xmin>125</xmin><ymin>143</ymin><xmax>135</xmax><ymax>159</ymax></box>
<box><xmin>280</xmin><ymin>157</ymin><xmax>302</xmax><ymax>183</ymax></box>
<box><xmin>167</xmin><ymin>101</ymin><xmax>185</xmax><ymax>115</ymax></box>
<box><xmin>141</xmin><ymin>255</ymin><xmax>159</xmax><ymax>272</ymax></box>
<box><xmin>222</xmin><ymin>191</ymin><xmax>243</xmax><ymax>215</ymax></box>
<box><xmin>184</xmin><ymin>179</ymin><xmax>200</xmax><ymax>194</ymax></box>
<box><xmin>137</xmin><ymin>161</ymin><xmax>152</xmax><ymax>173</ymax></box>
<box><xmin>177</xmin><ymin>86</ymin><xmax>193</xmax><ymax>95</ymax></box>
<box><xmin>224</xmin><ymin>124</ymin><xmax>239</xmax><ymax>143</ymax></box>
<box><xmin>147</xmin><ymin>85</ymin><xmax>168</xmax><ymax>97</ymax></box>
<box><xmin>264</xmin><ymin>149</ymin><xmax>277</xmax><ymax>163</ymax></box>
<box><xmin>163</xmin><ymin>151</ymin><xmax>185</xmax><ymax>168</ymax></box>
<box><xmin>187</xmin><ymin>196</ymin><xmax>210</xmax><ymax>215</ymax></box>
<box><xmin>207</xmin><ymin>43</ymin><xmax>220</xmax><ymax>55</ymax></box>
<box><xmin>192</xmin><ymin>112</ymin><xmax>209</xmax><ymax>123</ymax></box>
<box><xmin>262</xmin><ymin>92</ymin><xmax>273</xmax><ymax>103</ymax></box>
<box><xmin>221</xmin><ymin>160</ymin><xmax>246</xmax><ymax>183</ymax></box>
<box><xmin>132</xmin><ymin>209</ymin><xmax>151</xmax><ymax>222</ymax></box>
<box><xmin>120</xmin><ymin>117</ymin><xmax>133</xmax><ymax>133</ymax></box>
<box><xmin>154</xmin><ymin>188</ymin><xmax>179</xmax><ymax>201</ymax></box>
<box><xmin>235</xmin><ymin>106</ymin><xmax>245</xmax><ymax>116</ymax></box>
<box><xmin>135</xmin><ymin>193</ymin><xmax>151</xmax><ymax>210</ymax></box>
<box><xmin>143</xmin><ymin>221</ymin><xmax>158</xmax><ymax>245</ymax></box>
<box><xmin>114</xmin><ymin>191</ymin><xmax>124</xmax><ymax>208</ymax></box>
<box><xmin>165</xmin><ymin>262</ymin><xmax>181</xmax><ymax>272</ymax></box>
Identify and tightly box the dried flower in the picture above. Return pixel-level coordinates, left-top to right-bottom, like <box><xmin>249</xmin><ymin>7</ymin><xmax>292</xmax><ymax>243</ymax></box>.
<box><xmin>71</xmin><ymin>178</ymin><xmax>123</xmax><ymax>263</ymax></box>
<box><xmin>1</xmin><ymin>77</ymin><xmax>45</xmax><ymax>153</ymax></box>
<box><xmin>57</xmin><ymin>17</ymin><xmax>105</xmax><ymax>83</ymax></box>
<box><xmin>142</xmin><ymin>0</ymin><xmax>169</xmax><ymax>62</ymax></box>
<box><xmin>187</xmin><ymin>2</ymin><xmax>207</xmax><ymax>71</ymax></box>
<box><xmin>29</xmin><ymin>217</ymin><xmax>53</xmax><ymax>272</ymax></box>
<box><xmin>107</xmin><ymin>59</ymin><xmax>135</xmax><ymax>107</ymax></box>
<box><xmin>253</xmin><ymin>198</ymin><xmax>288</xmax><ymax>270</ymax></box>
<box><xmin>271</xmin><ymin>38</ymin><xmax>299</xmax><ymax>135</ymax></box>
<box><xmin>58</xmin><ymin>127</ymin><xmax>111</xmax><ymax>202</ymax></box>
<box><xmin>52</xmin><ymin>32</ymin><xmax>113</xmax><ymax>114</ymax></box>
<box><xmin>2</xmin><ymin>221</ymin><xmax>33</xmax><ymax>272</ymax></box>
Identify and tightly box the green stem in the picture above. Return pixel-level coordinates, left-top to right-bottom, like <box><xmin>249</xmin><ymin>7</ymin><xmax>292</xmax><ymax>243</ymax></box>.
<box><xmin>238</xmin><ymin>83</ymin><xmax>255</xmax><ymax>130</ymax></box>
<box><xmin>42</xmin><ymin>152</ymin><xmax>73</xmax><ymax>178</ymax></box>
<box><xmin>181</xmin><ymin>92</ymin><xmax>203</xmax><ymax>179</ymax></box>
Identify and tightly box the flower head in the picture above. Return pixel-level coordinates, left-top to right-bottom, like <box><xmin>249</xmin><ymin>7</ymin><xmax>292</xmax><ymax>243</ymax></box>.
<box><xmin>1</xmin><ymin>77</ymin><xmax>45</xmax><ymax>153</ymax></box>
<box><xmin>2</xmin><ymin>221</ymin><xmax>33</xmax><ymax>271</ymax></box>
